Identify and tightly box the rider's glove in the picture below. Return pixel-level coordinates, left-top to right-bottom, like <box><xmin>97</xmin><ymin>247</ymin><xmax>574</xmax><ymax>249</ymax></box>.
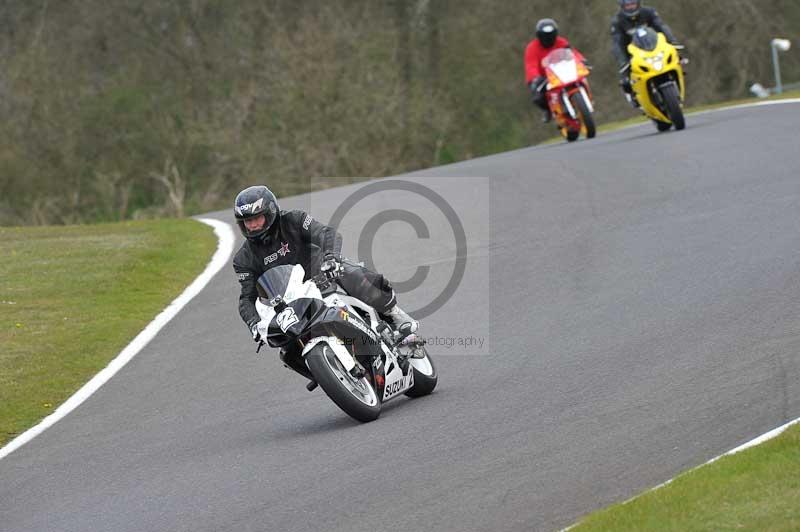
<box><xmin>251</xmin><ymin>320</ymin><xmax>269</xmax><ymax>343</ymax></box>
<box><xmin>529</xmin><ymin>76</ymin><xmax>547</xmax><ymax>106</ymax></box>
<box><xmin>320</xmin><ymin>253</ymin><xmax>343</xmax><ymax>280</ymax></box>
<box><xmin>672</xmin><ymin>43</ymin><xmax>689</xmax><ymax>62</ymax></box>
<box><xmin>530</xmin><ymin>76</ymin><xmax>547</xmax><ymax>95</ymax></box>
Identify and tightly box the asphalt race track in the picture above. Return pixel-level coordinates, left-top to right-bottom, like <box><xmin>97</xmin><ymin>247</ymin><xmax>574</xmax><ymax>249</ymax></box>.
<box><xmin>2</xmin><ymin>102</ymin><xmax>799</xmax><ymax>532</ymax></box>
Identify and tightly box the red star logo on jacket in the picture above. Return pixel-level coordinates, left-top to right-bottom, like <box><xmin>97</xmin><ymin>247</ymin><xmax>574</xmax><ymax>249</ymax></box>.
<box><xmin>277</xmin><ymin>242</ymin><xmax>290</xmax><ymax>257</ymax></box>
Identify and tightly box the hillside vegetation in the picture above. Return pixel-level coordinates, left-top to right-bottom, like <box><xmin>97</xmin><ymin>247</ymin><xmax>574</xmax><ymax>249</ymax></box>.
<box><xmin>1</xmin><ymin>0</ymin><xmax>798</xmax><ymax>225</ymax></box>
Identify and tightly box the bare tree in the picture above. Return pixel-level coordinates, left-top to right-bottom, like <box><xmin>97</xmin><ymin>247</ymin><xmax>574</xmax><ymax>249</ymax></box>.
<box><xmin>150</xmin><ymin>157</ymin><xmax>186</xmax><ymax>218</ymax></box>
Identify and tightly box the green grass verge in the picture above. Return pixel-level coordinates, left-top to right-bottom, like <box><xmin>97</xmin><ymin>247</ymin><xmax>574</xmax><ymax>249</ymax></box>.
<box><xmin>570</xmin><ymin>423</ymin><xmax>800</xmax><ymax>531</ymax></box>
<box><xmin>0</xmin><ymin>219</ymin><xmax>216</xmax><ymax>447</ymax></box>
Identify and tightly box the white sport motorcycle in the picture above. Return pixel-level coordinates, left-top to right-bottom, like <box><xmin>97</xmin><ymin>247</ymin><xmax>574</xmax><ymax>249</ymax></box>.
<box><xmin>254</xmin><ymin>263</ymin><xmax>437</xmax><ymax>422</ymax></box>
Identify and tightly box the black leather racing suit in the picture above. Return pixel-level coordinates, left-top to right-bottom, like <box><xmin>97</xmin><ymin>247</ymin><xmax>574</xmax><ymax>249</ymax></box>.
<box><xmin>610</xmin><ymin>7</ymin><xmax>676</xmax><ymax>67</ymax></box>
<box><xmin>233</xmin><ymin>209</ymin><xmax>396</xmax><ymax>331</ymax></box>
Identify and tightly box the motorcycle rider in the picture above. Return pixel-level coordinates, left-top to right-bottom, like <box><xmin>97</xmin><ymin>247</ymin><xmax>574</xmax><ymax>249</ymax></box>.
<box><xmin>611</xmin><ymin>0</ymin><xmax>680</xmax><ymax>107</ymax></box>
<box><xmin>232</xmin><ymin>185</ymin><xmax>418</xmax><ymax>346</ymax></box>
<box><xmin>525</xmin><ymin>18</ymin><xmax>587</xmax><ymax>123</ymax></box>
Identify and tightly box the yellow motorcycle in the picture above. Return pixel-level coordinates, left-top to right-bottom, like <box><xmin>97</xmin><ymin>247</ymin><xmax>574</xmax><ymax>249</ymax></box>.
<box><xmin>626</xmin><ymin>26</ymin><xmax>686</xmax><ymax>131</ymax></box>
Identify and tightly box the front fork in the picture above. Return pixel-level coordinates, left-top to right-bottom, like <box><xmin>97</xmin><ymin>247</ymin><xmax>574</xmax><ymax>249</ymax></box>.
<box><xmin>648</xmin><ymin>72</ymin><xmax>683</xmax><ymax>109</ymax></box>
<box><xmin>559</xmin><ymin>83</ymin><xmax>593</xmax><ymax>120</ymax></box>
<box><xmin>561</xmin><ymin>91</ymin><xmax>577</xmax><ymax>119</ymax></box>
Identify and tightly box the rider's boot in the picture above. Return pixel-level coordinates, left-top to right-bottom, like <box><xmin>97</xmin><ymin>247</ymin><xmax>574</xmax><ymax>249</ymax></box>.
<box><xmin>541</xmin><ymin>108</ymin><xmax>552</xmax><ymax>123</ymax></box>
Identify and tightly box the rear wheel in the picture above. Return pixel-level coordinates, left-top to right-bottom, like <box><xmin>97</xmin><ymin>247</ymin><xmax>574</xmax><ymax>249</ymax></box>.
<box><xmin>570</xmin><ymin>91</ymin><xmax>596</xmax><ymax>139</ymax></box>
<box><xmin>565</xmin><ymin>129</ymin><xmax>580</xmax><ymax>142</ymax></box>
<box><xmin>404</xmin><ymin>345</ymin><xmax>438</xmax><ymax>398</ymax></box>
<box><xmin>660</xmin><ymin>83</ymin><xmax>685</xmax><ymax>130</ymax></box>
<box><xmin>306</xmin><ymin>344</ymin><xmax>381</xmax><ymax>422</ymax></box>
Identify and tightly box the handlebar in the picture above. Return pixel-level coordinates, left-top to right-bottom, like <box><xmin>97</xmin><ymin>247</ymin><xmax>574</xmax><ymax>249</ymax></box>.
<box><xmin>312</xmin><ymin>261</ymin><xmax>343</xmax><ymax>289</ymax></box>
<box><xmin>309</xmin><ymin>272</ymin><xmax>326</xmax><ymax>284</ymax></box>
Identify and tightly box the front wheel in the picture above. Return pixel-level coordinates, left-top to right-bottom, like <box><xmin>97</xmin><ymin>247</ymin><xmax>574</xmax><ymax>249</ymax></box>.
<box><xmin>565</xmin><ymin>129</ymin><xmax>580</xmax><ymax>142</ymax></box>
<box><xmin>653</xmin><ymin>119</ymin><xmax>672</xmax><ymax>132</ymax></box>
<box><xmin>569</xmin><ymin>91</ymin><xmax>596</xmax><ymax>139</ymax></box>
<box><xmin>305</xmin><ymin>344</ymin><xmax>382</xmax><ymax>422</ymax></box>
<box><xmin>660</xmin><ymin>82</ymin><xmax>685</xmax><ymax>130</ymax></box>
<box><xmin>404</xmin><ymin>346</ymin><xmax>438</xmax><ymax>398</ymax></box>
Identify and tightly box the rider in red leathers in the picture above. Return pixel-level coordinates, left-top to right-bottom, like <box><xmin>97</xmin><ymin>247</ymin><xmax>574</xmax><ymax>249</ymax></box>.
<box><xmin>525</xmin><ymin>18</ymin><xmax>587</xmax><ymax>123</ymax></box>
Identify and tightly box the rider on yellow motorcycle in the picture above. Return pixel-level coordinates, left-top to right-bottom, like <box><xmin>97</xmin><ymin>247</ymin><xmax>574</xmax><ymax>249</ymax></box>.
<box><xmin>610</xmin><ymin>0</ymin><xmax>682</xmax><ymax>107</ymax></box>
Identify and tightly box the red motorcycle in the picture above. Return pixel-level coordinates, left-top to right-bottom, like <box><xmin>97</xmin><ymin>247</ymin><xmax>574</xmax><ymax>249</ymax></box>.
<box><xmin>542</xmin><ymin>48</ymin><xmax>596</xmax><ymax>142</ymax></box>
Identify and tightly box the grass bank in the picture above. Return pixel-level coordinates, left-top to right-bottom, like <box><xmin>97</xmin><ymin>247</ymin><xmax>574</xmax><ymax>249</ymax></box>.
<box><xmin>570</xmin><ymin>423</ymin><xmax>800</xmax><ymax>531</ymax></box>
<box><xmin>0</xmin><ymin>219</ymin><xmax>216</xmax><ymax>447</ymax></box>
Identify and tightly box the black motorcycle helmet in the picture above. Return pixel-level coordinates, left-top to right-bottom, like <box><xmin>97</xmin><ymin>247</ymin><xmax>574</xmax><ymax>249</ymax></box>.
<box><xmin>535</xmin><ymin>18</ymin><xmax>559</xmax><ymax>49</ymax></box>
<box><xmin>234</xmin><ymin>185</ymin><xmax>280</xmax><ymax>242</ymax></box>
<box><xmin>619</xmin><ymin>0</ymin><xmax>642</xmax><ymax>18</ymax></box>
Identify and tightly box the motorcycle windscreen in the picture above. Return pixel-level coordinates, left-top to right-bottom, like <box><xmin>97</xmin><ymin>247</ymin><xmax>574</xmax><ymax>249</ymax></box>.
<box><xmin>542</xmin><ymin>48</ymin><xmax>574</xmax><ymax>66</ymax></box>
<box><xmin>631</xmin><ymin>27</ymin><xmax>658</xmax><ymax>51</ymax></box>
<box><xmin>542</xmin><ymin>48</ymin><xmax>578</xmax><ymax>84</ymax></box>
<box><xmin>257</xmin><ymin>263</ymin><xmax>314</xmax><ymax>304</ymax></box>
<box><xmin>256</xmin><ymin>264</ymin><xmax>295</xmax><ymax>302</ymax></box>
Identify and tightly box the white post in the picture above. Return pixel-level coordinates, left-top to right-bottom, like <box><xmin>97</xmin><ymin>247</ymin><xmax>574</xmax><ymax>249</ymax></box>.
<box><xmin>771</xmin><ymin>38</ymin><xmax>792</xmax><ymax>95</ymax></box>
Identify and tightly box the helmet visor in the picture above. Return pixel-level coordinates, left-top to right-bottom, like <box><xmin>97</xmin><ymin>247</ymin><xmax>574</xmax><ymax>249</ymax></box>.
<box><xmin>622</xmin><ymin>0</ymin><xmax>640</xmax><ymax>14</ymax></box>
<box><xmin>243</xmin><ymin>214</ymin><xmax>267</xmax><ymax>233</ymax></box>
<box><xmin>538</xmin><ymin>25</ymin><xmax>557</xmax><ymax>47</ymax></box>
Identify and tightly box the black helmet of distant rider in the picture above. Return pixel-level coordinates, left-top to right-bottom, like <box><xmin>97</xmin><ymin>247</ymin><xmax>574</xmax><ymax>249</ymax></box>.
<box><xmin>535</xmin><ymin>18</ymin><xmax>559</xmax><ymax>49</ymax></box>
<box><xmin>618</xmin><ymin>0</ymin><xmax>642</xmax><ymax>18</ymax></box>
<box><xmin>234</xmin><ymin>186</ymin><xmax>280</xmax><ymax>242</ymax></box>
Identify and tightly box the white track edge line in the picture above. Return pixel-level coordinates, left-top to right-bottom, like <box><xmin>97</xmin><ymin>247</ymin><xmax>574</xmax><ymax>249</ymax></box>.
<box><xmin>0</xmin><ymin>218</ymin><xmax>235</xmax><ymax>461</ymax></box>
<box><xmin>692</xmin><ymin>97</ymin><xmax>800</xmax><ymax>114</ymax></box>
<box><xmin>561</xmin><ymin>416</ymin><xmax>800</xmax><ymax>530</ymax></box>
<box><xmin>645</xmin><ymin>416</ymin><xmax>800</xmax><ymax>495</ymax></box>
<box><xmin>618</xmin><ymin>97</ymin><xmax>800</xmax><ymax>130</ymax></box>
<box><xmin>441</xmin><ymin>98</ymin><xmax>800</xmax><ymax>169</ymax></box>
